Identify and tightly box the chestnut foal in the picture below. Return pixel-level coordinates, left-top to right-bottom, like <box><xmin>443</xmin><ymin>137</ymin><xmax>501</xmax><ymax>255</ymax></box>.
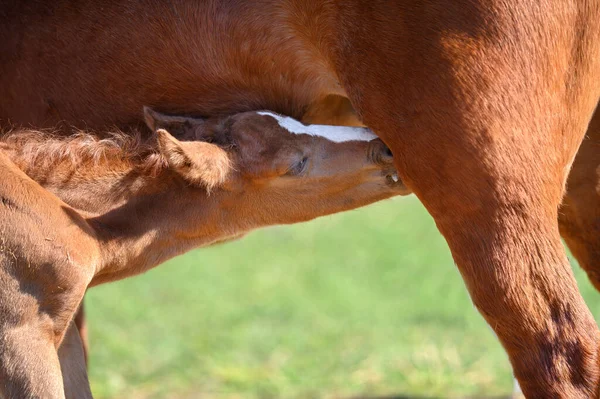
<box><xmin>0</xmin><ymin>109</ymin><xmax>406</xmax><ymax>398</ymax></box>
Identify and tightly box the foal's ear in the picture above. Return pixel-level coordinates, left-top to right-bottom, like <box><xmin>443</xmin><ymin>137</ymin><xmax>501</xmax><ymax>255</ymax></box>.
<box><xmin>143</xmin><ymin>106</ymin><xmax>205</xmax><ymax>138</ymax></box>
<box><xmin>156</xmin><ymin>129</ymin><xmax>230</xmax><ymax>190</ymax></box>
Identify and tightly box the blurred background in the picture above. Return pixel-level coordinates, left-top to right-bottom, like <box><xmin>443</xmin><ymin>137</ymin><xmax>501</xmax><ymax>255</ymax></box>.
<box><xmin>86</xmin><ymin>196</ymin><xmax>600</xmax><ymax>398</ymax></box>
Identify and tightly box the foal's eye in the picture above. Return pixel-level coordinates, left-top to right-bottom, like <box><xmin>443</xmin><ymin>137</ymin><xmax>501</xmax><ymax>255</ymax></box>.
<box><xmin>287</xmin><ymin>156</ymin><xmax>309</xmax><ymax>176</ymax></box>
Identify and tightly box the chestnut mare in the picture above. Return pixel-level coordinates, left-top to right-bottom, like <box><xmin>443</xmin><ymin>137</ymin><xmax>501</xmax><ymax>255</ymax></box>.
<box><xmin>0</xmin><ymin>108</ymin><xmax>405</xmax><ymax>398</ymax></box>
<box><xmin>2</xmin><ymin>1</ymin><xmax>600</xmax><ymax>397</ymax></box>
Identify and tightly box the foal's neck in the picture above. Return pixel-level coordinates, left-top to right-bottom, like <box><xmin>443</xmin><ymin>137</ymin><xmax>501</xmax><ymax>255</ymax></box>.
<box><xmin>1</xmin><ymin>130</ymin><xmax>180</xmax><ymax>214</ymax></box>
<box><xmin>1</xmin><ymin>130</ymin><xmax>218</xmax><ymax>285</ymax></box>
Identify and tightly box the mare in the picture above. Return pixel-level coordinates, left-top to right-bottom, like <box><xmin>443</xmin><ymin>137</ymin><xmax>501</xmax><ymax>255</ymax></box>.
<box><xmin>2</xmin><ymin>1</ymin><xmax>600</xmax><ymax>396</ymax></box>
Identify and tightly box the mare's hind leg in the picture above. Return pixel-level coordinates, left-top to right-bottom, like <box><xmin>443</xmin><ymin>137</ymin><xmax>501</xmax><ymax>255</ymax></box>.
<box><xmin>560</xmin><ymin>104</ymin><xmax>600</xmax><ymax>290</ymax></box>
<box><xmin>331</xmin><ymin>1</ymin><xmax>600</xmax><ymax>395</ymax></box>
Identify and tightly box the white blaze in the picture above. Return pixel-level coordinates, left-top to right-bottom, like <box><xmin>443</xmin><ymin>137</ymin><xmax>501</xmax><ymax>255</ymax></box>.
<box><xmin>257</xmin><ymin>111</ymin><xmax>377</xmax><ymax>143</ymax></box>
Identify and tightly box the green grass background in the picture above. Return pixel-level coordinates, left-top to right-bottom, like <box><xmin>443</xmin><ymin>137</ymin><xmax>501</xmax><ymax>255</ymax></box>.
<box><xmin>86</xmin><ymin>196</ymin><xmax>600</xmax><ymax>398</ymax></box>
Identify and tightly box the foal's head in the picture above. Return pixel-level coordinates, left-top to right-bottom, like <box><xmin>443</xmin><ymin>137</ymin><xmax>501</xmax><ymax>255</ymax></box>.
<box><xmin>144</xmin><ymin>107</ymin><xmax>408</xmax><ymax>222</ymax></box>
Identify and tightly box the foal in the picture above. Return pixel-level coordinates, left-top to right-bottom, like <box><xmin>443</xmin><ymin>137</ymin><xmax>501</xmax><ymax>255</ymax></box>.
<box><xmin>0</xmin><ymin>109</ymin><xmax>406</xmax><ymax>398</ymax></box>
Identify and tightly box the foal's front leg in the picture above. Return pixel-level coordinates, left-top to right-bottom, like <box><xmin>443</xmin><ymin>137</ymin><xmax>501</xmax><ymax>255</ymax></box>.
<box><xmin>0</xmin><ymin>153</ymin><xmax>97</xmax><ymax>398</ymax></box>
<box><xmin>73</xmin><ymin>301</ymin><xmax>89</xmax><ymax>365</ymax></box>
<box><xmin>0</xmin><ymin>254</ymin><xmax>66</xmax><ymax>398</ymax></box>
<box><xmin>0</xmin><ymin>253</ymin><xmax>90</xmax><ymax>399</ymax></box>
<box><xmin>59</xmin><ymin>321</ymin><xmax>92</xmax><ymax>399</ymax></box>
<box><xmin>0</xmin><ymin>327</ymin><xmax>64</xmax><ymax>398</ymax></box>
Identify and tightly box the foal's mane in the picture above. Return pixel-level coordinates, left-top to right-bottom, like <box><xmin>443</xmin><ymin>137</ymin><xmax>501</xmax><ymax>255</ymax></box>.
<box><xmin>1</xmin><ymin>128</ymin><xmax>168</xmax><ymax>175</ymax></box>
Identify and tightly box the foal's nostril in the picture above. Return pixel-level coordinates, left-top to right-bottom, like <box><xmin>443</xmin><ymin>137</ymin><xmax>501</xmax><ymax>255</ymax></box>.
<box><xmin>369</xmin><ymin>139</ymin><xmax>394</xmax><ymax>164</ymax></box>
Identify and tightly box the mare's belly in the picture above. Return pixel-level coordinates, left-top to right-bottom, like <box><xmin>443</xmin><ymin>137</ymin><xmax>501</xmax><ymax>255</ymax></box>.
<box><xmin>0</xmin><ymin>1</ymin><xmax>342</xmax><ymax>131</ymax></box>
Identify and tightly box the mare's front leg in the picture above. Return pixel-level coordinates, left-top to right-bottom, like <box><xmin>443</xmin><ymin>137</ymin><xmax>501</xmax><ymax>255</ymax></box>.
<box><xmin>559</xmin><ymin>104</ymin><xmax>600</xmax><ymax>291</ymax></box>
<box><xmin>331</xmin><ymin>1</ymin><xmax>600</xmax><ymax>396</ymax></box>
